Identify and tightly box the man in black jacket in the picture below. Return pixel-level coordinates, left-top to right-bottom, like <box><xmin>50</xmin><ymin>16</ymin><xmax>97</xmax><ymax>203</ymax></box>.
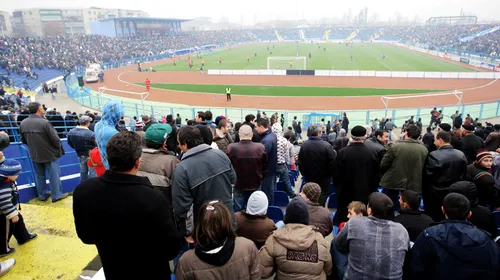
<box><xmin>394</xmin><ymin>190</ymin><xmax>433</xmax><ymax>242</ymax></box>
<box><xmin>364</xmin><ymin>129</ymin><xmax>388</xmax><ymax>163</ymax></box>
<box><xmin>461</xmin><ymin>124</ymin><xmax>485</xmax><ymax>164</ymax></box>
<box><xmin>234</xmin><ymin>114</ymin><xmax>261</xmax><ymax>142</ymax></box>
<box><xmin>73</xmin><ymin>132</ymin><xmax>184</xmax><ymax>279</ymax></box>
<box><xmin>298</xmin><ymin>125</ymin><xmax>336</xmax><ymax>207</ymax></box>
<box><xmin>423</xmin><ymin>131</ymin><xmax>468</xmax><ymax>222</ymax></box>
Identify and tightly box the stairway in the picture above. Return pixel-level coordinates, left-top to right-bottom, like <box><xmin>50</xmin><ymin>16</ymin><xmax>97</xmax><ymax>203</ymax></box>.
<box><xmin>346</xmin><ymin>29</ymin><xmax>360</xmax><ymax>41</ymax></box>
<box><xmin>323</xmin><ymin>30</ymin><xmax>331</xmax><ymax>41</ymax></box>
<box><xmin>274</xmin><ymin>30</ymin><xmax>283</xmax><ymax>42</ymax></box>
<box><xmin>370</xmin><ymin>31</ymin><xmax>383</xmax><ymax>41</ymax></box>
<box><xmin>0</xmin><ymin>196</ymin><xmax>98</xmax><ymax>280</ymax></box>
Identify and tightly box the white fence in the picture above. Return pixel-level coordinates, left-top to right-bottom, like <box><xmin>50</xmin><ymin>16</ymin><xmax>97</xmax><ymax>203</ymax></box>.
<box><xmin>208</xmin><ymin>69</ymin><xmax>500</xmax><ymax>79</ymax></box>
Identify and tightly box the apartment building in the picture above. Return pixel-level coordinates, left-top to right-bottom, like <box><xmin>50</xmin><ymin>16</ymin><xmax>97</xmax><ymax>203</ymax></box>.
<box><xmin>0</xmin><ymin>10</ymin><xmax>13</xmax><ymax>37</ymax></box>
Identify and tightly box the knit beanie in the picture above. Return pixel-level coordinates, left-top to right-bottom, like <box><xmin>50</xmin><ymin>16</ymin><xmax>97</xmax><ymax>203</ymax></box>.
<box><xmin>246</xmin><ymin>191</ymin><xmax>268</xmax><ymax>216</ymax></box>
<box><xmin>351</xmin><ymin>126</ymin><xmax>367</xmax><ymax>137</ymax></box>
<box><xmin>284</xmin><ymin>197</ymin><xmax>309</xmax><ymax>225</ymax></box>
<box><xmin>0</xmin><ymin>159</ymin><xmax>22</xmax><ymax>177</ymax></box>
<box><xmin>214</xmin><ymin>116</ymin><xmax>226</xmax><ymax>126</ymax></box>
<box><xmin>302</xmin><ymin>182</ymin><xmax>321</xmax><ymax>204</ymax></box>
<box><xmin>475</xmin><ymin>149</ymin><xmax>493</xmax><ymax>164</ymax></box>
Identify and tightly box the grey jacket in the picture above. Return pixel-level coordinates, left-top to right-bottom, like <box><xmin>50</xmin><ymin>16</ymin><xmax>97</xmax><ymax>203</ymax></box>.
<box><xmin>364</xmin><ymin>137</ymin><xmax>386</xmax><ymax>162</ymax></box>
<box><xmin>20</xmin><ymin>115</ymin><xmax>62</xmax><ymax>163</ymax></box>
<box><xmin>172</xmin><ymin>144</ymin><xmax>236</xmax><ymax>236</ymax></box>
<box><xmin>335</xmin><ymin>216</ymin><xmax>410</xmax><ymax>280</ymax></box>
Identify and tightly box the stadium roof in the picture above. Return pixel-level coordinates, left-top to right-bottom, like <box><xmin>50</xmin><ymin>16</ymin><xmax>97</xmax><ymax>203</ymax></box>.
<box><xmin>99</xmin><ymin>17</ymin><xmax>191</xmax><ymax>23</ymax></box>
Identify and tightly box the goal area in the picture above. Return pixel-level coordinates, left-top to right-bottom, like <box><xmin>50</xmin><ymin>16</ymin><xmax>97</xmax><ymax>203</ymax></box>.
<box><xmin>380</xmin><ymin>90</ymin><xmax>463</xmax><ymax>117</ymax></box>
<box><xmin>267</xmin><ymin>57</ymin><xmax>306</xmax><ymax>70</ymax></box>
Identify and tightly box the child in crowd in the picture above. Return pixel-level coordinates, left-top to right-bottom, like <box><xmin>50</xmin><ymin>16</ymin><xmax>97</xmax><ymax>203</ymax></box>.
<box><xmin>0</xmin><ymin>159</ymin><xmax>37</xmax><ymax>255</ymax></box>
<box><xmin>338</xmin><ymin>201</ymin><xmax>367</xmax><ymax>231</ymax></box>
<box><xmin>88</xmin><ymin>148</ymin><xmax>105</xmax><ymax>177</ymax></box>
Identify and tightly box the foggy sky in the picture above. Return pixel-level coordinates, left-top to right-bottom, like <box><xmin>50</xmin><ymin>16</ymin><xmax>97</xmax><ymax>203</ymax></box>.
<box><xmin>2</xmin><ymin>0</ymin><xmax>500</xmax><ymax>24</ymax></box>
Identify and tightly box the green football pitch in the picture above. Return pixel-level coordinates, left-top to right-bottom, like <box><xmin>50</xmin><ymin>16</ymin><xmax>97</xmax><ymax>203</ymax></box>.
<box><xmin>154</xmin><ymin>43</ymin><xmax>474</xmax><ymax>72</ymax></box>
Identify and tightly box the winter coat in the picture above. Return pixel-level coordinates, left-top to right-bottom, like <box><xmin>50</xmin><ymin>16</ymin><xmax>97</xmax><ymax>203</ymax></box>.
<box><xmin>466</xmin><ymin>163</ymin><xmax>500</xmax><ymax>208</ymax></box>
<box><xmin>94</xmin><ymin>101</ymin><xmax>124</xmax><ymax>169</ymax></box>
<box><xmin>260</xmin><ymin>223</ymin><xmax>332</xmax><ymax>280</ymax></box>
<box><xmin>176</xmin><ymin>237</ymin><xmax>261</xmax><ymax>280</ymax></box>
<box><xmin>307</xmin><ymin>202</ymin><xmax>334</xmax><ymax>237</ymax></box>
<box><xmin>485</xmin><ymin>132</ymin><xmax>500</xmax><ymax>151</ymax></box>
<box><xmin>394</xmin><ymin>209</ymin><xmax>433</xmax><ymax>242</ymax></box>
<box><xmin>227</xmin><ymin>140</ymin><xmax>267</xmax><ymax>191</ymax></box>
<box><xmin>364</xmin><ymin>136</ymin><xmax>386</xmax><ymax>163</ymax></box>
<box><xmin>298</xmin><ymin>137</ymin><xmax>336</xmax><ymax>183</ymax></box>
<box><xmin>19</xmin><ymin>115</ymin><xmax>62</xmax><ymax>163</ymax></box>
<box><xmin>380</xmin><ymin>139</ymin><xmax>428</xmax><ymax>193</ymax></box>
<box><xmin>213</xmin><ymin>128</ymin><xmax>229</xmax><ymax>154</ymax></box>
<box><xmin>235</xmin><ymin>211</ymin><xmax>276</xmax><ymax>249</ymax></box>
<box><xmin>460</xmin><ymin>133</ymin><xmax>486</xmax><ymax>164</ymax></box>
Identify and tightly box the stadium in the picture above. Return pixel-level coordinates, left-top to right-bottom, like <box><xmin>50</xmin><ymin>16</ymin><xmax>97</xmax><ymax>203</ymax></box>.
<box><xmin>0</xmin><ymin>5</ymin><xmax>500</xmax><ymax>280</ymax></box>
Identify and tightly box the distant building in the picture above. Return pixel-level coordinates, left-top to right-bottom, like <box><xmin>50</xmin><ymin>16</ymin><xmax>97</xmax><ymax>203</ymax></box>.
<box><xmin>0</xmin><ymin>10</ymin><xmax>13</xmax><ymax>37</ymax></box>
<box><xmin>11</xmin><ymin>7</ymin><xmax>149</xmax><ymax>37</ymax></box>
<box><xmin>90</xmin><ymin>17</ymin><xmax>189</xmax><ymax>38</ymax></box>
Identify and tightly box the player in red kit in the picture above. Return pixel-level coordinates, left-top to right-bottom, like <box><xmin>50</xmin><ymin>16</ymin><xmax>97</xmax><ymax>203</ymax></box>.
<box><xmin>145</xmin><ymin>78</ymin><xmax>151</xmax><ymax>92</ymax></box>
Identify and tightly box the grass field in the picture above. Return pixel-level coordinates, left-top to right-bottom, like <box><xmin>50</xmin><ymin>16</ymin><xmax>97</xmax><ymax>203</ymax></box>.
<box><xmin>147</xmin><ymin>83</ymin><xmax>444</xmax><ymax>97</ymax></box>
<box><xmin>155</xmin><ymin>43</ymin><xmax>474</xmax><ymax>72</ymax></box>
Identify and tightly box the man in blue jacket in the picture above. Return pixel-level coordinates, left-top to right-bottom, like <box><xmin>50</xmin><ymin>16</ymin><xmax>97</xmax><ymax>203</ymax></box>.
<box><xmin>255</xmin><ymin>118</ymin><xmax>277</xmax><ymax>205</ymax></box>
<box><xmin>411</xmin><ymin>193</ymin><xmax>500</xmax><ymax>279</ymax></box>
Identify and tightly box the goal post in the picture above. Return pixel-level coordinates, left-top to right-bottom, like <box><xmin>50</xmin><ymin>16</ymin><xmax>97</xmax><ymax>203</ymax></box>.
<box><xmin>97</xmin><ymin>86</ymin><xmax>149</xmax><ymax>114</ymax></box>
<box><xmin>267</xmin><ymin>56</ymin><xmax>306</xmax><ymax>70</ymax></box>
<box><xmin>380</xmin><ymin>90</ymin><xmax>463</xmax><ymax>118</ymax></box>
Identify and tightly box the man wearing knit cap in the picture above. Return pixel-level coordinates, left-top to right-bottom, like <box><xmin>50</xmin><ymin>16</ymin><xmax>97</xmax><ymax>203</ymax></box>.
<box><xmin>235</xmin><ymin>191</ymin><xmax>276</xmax><ymax>249</ymax></box>
<box><xmin>260</xmin><ymin>197</ymin><xmax>332</xmax><ymax>279</ymax></box>
<box><xmin>466</xmin><ymin>149</ymin><xmax>500</xmax><ymax>208</ymax></box>
<box><xmin>67</xmin><ymin>115</ymin><xmax>97</xmax><ymax>183</ymax></box>
<box><xmin>300</xmin><ymin>183</ymin><xmax>333</xmax><ymax>237</ymax></box>
<box><xmin>461</xmin><ymin>124</ymin><xmax>485</xmax><ymax>164</ymax></box>
<box><xmin>335</xmin><ymin>125</ymin><xmax>380</xmax><ymax>226</ymax></box>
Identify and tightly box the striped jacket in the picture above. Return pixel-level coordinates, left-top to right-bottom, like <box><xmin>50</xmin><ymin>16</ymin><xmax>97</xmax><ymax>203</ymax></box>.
<box><xmin>0</xmin><ymin>178</ymin><xmax>18</xmax><ymax>220</ymax></box>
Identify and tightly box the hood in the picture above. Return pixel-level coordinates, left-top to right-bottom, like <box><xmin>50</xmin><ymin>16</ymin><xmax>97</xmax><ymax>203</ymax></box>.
<box><xmin>427</xmin><ymin>220</ymin><xmax>492</xmax><ymax>262</ymax></box>
<box><xmin>100</xmin><ymin>101</ymin><xmax>124</xmax><ymax>126</ymax></box>
<box><xmin>195</xmin><ymin>237</ymin><xmax>235</xmax><ymax>266</ymax></box>
<box><xmin>272</xmin><ymin>123</ymin><xmax>283</xmax><ymax>135</ymax></box>
<box><xmin>273</xmin><ymin>224</ymin><xmax>316</xmax><ymax>250</ymax></box>
<box><xmin>181</xmin><ymin>144</ymin><xmax>211</xmax><ymax>160</ymax></box>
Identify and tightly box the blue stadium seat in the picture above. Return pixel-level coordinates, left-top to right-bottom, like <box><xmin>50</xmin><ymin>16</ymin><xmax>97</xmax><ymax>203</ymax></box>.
<box><xmin>493</xmin><ymin>211</ymin><xmax>500</xmax><ymax>231</ymax></box>
<box><xmin>330</xmin><ymin>181</ymin><xmax>336</xmax><ymax>194</ymax></box>
<box><xmin>276</xmin><ymin>181</ymin><xmax>287</xmax><ymax>192</ymax></box>
<box><xmin>171</xmin><ymin>274</ymin><xmax>176</xmax><ymax>280</ymax></box>
<box><xmin>289</xmin><ymin>174</ymin><xmax>295</xmax><ymax>184</ymax></box>
<box><xmin>274</xmin><ymin>191</ymin><xmax>290</xmax><ymax>207</ymax></box>
<box><xmin>267</xmin><ymin>206</ymin><xmax>284</xmax><ymax>223</ymax></box>
<box><xmin>327</xmin><ymin>193</ymin><xmax>338</xmax><ymax>209</ymax></box>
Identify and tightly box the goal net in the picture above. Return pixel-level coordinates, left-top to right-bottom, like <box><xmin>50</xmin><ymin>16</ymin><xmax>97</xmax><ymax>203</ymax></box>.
<box><xmin>267</xmin><ymin>57</ymin><xmax>306</xmax><ymax>70</ymax></box>
<box><xmin>380</xmin><ymin>90</ymin><xmax>463</xmax><ymax>117</ymax></box>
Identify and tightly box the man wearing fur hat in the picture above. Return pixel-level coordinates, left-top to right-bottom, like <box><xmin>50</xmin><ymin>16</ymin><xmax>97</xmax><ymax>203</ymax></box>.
<box><xmin>334</xmin><ymin>126</ymin><xmax>380</xmax><ymax>226</ymax></box>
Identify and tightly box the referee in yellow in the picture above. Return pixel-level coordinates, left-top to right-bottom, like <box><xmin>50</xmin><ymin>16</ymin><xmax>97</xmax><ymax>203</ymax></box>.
<box><xmin>226</xmin><ymin>87</ymin><xmax>232</xmax><ymax>101</ymax></box>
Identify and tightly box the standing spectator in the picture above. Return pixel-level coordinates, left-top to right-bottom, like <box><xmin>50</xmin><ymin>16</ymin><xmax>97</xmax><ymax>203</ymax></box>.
<box><xmin>327</xmin><ymin>128</ymin><xmax>337</xmax><ymax>146</ymax></box>
<box><xmin>342</xmin><ymin>113</ymin><xmax>349</xmax><ymax>133</ymax></box>
<box><xmin>334</xmin><ymin>129</ymin><xmax>349</xmax><ymax>152</ymax></box>
<box><xmin>384</xmin><ymin>118</ymin><xmax>397</xmax><ymax>141</ymax></box>
<box><xmin>260</xmin><ymin>198</ymin><xmax>332</xmax><ymax>279</ymax></box>
<box><xmin>194</xmin><ymin>111</ymin><xmax>214</xmax><ymax>145</ymax></box>
<box><xmin>255</xmin><ymin>118</ymin><xmax>277</xmax><ymax>205</ymax></box>
<box><xmin>295</xmin><ymin>121</ymin><xmax>303</xmax><ymax>140</ymax></box>
<box><xmin>176</xmin><ymin>201</ymin><xmax>260</xmax><ymax>280</ymax></box>
<box><xmin>466</xmin><ymin>149</ymin><xmax>500</xmax><ymax>208</ymax></box>
<box><xmin>334</xmin><ymin>192</ymin><xmax>409</xmax><ymax>280</ymax></box>
<box><xmin>228</xmin><ymin>125</ymin><xmax>268</xmax><ymax>212</ymax></box>
<box><xmin>461</xmin><ymin>124</ymin><xmax>485</xmax><ymax>164</ymax></box>
<box><xmin>335</xmin><ymin>126</ymin><xmax>380</xmax><ymax>225</ymax></box>
<box><xmin>272</xmin><ymin>123</ymin><xmax>295</xmax><ymax>198</ymax></box>
<box><xmin>394</xmin><ymin>190</ymin><xmax>433</xmax><ymax>242</ymax></box>
<box><xmin>73</xmin><ymin>132</ymin><xmax>184</xmax><ymax>279</ymax></box>
<box><xmin>454</xmin><ymin>113</ymin><xmax>463</xmax><ymax>129</ymax></box>
<box><xmin>485</xmin><ymin>124</ymin><xmax>500</xmax><ymax>151</ymax></box>
<box><xmin>94</xmin><ymin>101</ymin><xmax>124</xmax><ymax>169</ymax></box>
<box><xmin>172</xmin><ymin>126</ymin><xmax>236</xmax><ymax>239</ymax></box>
<box><xmin>364</xmin><ymin>129</ymin><xmax>389</xmax><ymax>163</ymax></box>
<box><xmin>411</xmin><ymin>193</ymin><xmax>500</xmax><ymax>279</ymax></box>
<box><xmin>298</xmin><ymin>125</ymin><xmax>336</xmax><ymax>206</ymax></box>
<box><xmin>422</xmin><ymin>126</ymin><xmax>435</xmax><ymax>149</ymax></box>
<box><xmin>234</xmin><ymin>114</ymin><xmax>260</xmax><ymax>142</ymax></box>
<box><xmin>380</xmin><ymin>125</ymin><xmax>428</xmax><ymax>207</ymax></box>
<box><xmin>213</xmin><ymin>119</ymin><xmax>231</xmax><ymax>154</ymax></box>
<box><xmin>280</xmin><ymin>114</ymin><xmax>285</xmax><ymax>128</ymax></box>
<box><xmin>67</xmin><ymin>116</ymin><xmax>96</xmax><ymax>183</ymax></box>
<box><xmin>137</xmin><ymin>124</ymin><xmax>179</xmax><ymax>210</ymax></box>
<box><xmin>449</xmin><ymin>181</ymin><xmax>499</xmax><ymax>237</ymax></box>
<box><xmin>175</xmin><ymin>114</ymin><xmax>182</xmax><ymax>126</ymax></box>
<box><xmin>19</xmin><ymin>102</ymin><xmax>67</xmax><ymax>202</ymax></box>
<box><xmin>292</xmin><ymin>116</ymin><xmax>298</xmax><ymax>137</ymax></box>
<box><xmin>235</xmin><ymin>191</ymin><xmax>276</xmax><ymax>249</ymax></box>
<box><xmin>142</xmin><ymin>115</ymin><xmax>152</xmax><ymax>131</ymax></box>
<box><xmin>299</xmin><ymin>183</ymin><xmax>333</xmax><ymax>237</ymax></box>
<box><xmin>423</xmin><ymin>131</ymin><xmax>468</xmax><ymax>222</ymax></box>
<box><xmin>129</xmin><ymin>116</ymin><xmax>136</xmax><ymax>132</ymax></box>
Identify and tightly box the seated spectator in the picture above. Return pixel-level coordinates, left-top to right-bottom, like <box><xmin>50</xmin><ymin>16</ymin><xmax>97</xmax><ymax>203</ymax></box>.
<box><xmin>176</xmin><ymin>201</ymin><xmax>260</xmax><ymax>280</ymax></box>
<box><xmin>235</xmin><ymin>191</ymin><xmax>276</xmax><ymax>249</ymax></box>
<box><xmin>73</xmin><ymin>132</ymin><xmax>184</xmax><ymax>279</ymax></box>
<box><xmin>449</xmin><ymin>181</ymin><xmax>498</xmax><ymax>238</ymax></box>
<box><xmin>260</xmin><ymin>197</ymin><xmax>332</xmax><ymax>279</ymax></box>
<box><xmin>466</xmin><ymin>149</ymin><xmax>500</xmax><ymax>208</ymax></box>
<box><xmin>411</xmin><ymin>193</ymin><xmax>500</xmax><ymax>279</ymax></box>
<box><xmin>394</xmin><ymin>190</ymin><xmax>433</xmax><ymax>242</ymax></box>
<box><xmin>338</xmin><ymin>201</ymin><xmax>367</xmax><ymax>231</ymax></box>
<box><xmin>334</xmin><ymin>192</ymin><xmax>409</xmax><ymax>280</ymax></box>
<box><xmin>299</xmin><ymin>183</ymin><xmax>333</xmax><ymax>237</ymax></box>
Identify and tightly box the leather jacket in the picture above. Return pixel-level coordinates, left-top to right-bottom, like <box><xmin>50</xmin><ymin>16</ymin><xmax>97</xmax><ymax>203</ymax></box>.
<box><xmin>424</xmin><ymin>145</ymin><xmax>468</xmax><ymax>191</ymax></box>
